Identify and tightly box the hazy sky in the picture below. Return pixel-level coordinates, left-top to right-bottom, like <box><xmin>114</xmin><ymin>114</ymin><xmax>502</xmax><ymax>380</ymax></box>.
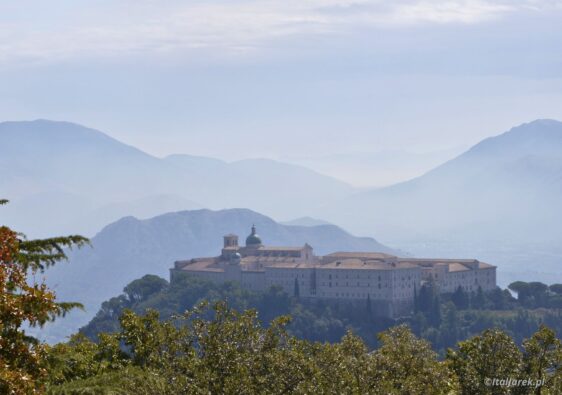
<box><xmin>1</xmin><ymin>0</ymin><xmax>562</xmax><ymax>161</ymax></box>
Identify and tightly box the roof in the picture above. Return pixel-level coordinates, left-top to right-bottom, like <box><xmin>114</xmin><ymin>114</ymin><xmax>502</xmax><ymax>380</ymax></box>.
<box><xmin>266</xmin><ymin>262</ymin><xmax>317</xmax><ymax>269</ymax></box>
<box><xmin>325</xmin><ymin>252</ymin><xmax>396</xmax><ymax>260</ymax></box>
<box><xmin>399</xmin><ymin>258</ymin><xmax>496</xmax><ymax>271</ymax></box>
<box><xmin>258</xmin><ymin>246</ymin><xmax>304</xmax><ymax>251</ymax></box>
<box><xmin>478</xmin><ymin>262</ymin><xmax>495</xmax><ymax>269</ymax></box>
<box><xmin>318</xmin><ymin>259</ymin><xmax>418</xmax><ymax>270</ymax></box>
<box><xmin>400</xmin><ymin>258</ymin><xmax>479</xmax><ymax>264</ymax></box>
<box><xmin>177</xmin><ymin>258</ymin><xmax>223</xmax><ymax>273</ymax></box>
<box><xmin>447</xmin><ymin>263</ymin><xmax>471</xmax><ymax>272</ymax></box>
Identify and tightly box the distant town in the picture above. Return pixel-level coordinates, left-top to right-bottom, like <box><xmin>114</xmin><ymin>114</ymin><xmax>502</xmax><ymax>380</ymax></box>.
<box><xmin>172</xmin><ymin>225</ymin><xmax>497</xmax><ymax>317</ymax></box>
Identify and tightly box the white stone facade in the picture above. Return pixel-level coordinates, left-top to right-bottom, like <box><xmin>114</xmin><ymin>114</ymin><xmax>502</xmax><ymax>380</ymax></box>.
<box><xmin>170</xmin><ymin>227</ymin><xmax>497</xmax><ymax>317</ymax></box>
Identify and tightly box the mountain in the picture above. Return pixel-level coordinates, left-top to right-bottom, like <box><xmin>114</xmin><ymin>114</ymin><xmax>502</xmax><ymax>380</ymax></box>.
<box><xmin>162</xmin><ymin>154</ymin><xmax>355</xmax><ymax>220</ymax></box>
<box><xmin>318</xmin><ymin>119</ymin><xmax>562</xmax><ymax>279</ymax></box>
<box><xmin>280</xmin><ymin>216</ymin><xmax>333</xmax><ymax>227</ymax></box>
<box><xmin>282</xmin><ymin>147</ymin><xmax>466</xmax><ymax>187</ymax></box>
<box><xmin>0</xmin><ymin>120</ymin><xmax>355</xmax><ymax>237</ymax></box>
<box><xmin>38</xmin><ymin>208</ymin><xmax>396</xmax><ymax>342</ymax></box>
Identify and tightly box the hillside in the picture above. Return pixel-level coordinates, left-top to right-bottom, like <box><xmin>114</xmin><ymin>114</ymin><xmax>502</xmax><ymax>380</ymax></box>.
<box><xmin>0</xmin><ymin>120</ymin><xmax>354</xmax><ymax>237</ymax></box>
<box><xmin>280</xmin><ymin>216</ymin><xmax>333</xmax><ymax>227</ymax></box>
<box><xmin>320</xmin><ymin>120</ymin><xmax>562</xmax><ymax>244</ymax></box>
<box><xmin>317</xmin><ymin>120</ymin><xmax>562</xmax><ymax>284</ymax></box>
<box><xmin>39</xmin><ymin>208</ymin><xmax>396</xmax><ymax>342</ymax></box>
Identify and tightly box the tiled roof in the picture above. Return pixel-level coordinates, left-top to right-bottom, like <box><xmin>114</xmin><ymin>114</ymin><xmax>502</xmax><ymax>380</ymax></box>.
<box><xmin>325</xmin><ymin>252</ymin><xmax>396</xmax><ymax>260</ymax></box>
<box><xmin>447</xmin><ymin>263</ymin><xmax>471</xmax><ymax>272</ymax></box>
<box><xmin>258</xmin><ymin>246</ymin><xmax>304</xmax><ymax>251</ymax></box>
<box><xmin>318</xmin><ymin>259</ymin><xmax>417</xmax><ymax>270</ymax></box>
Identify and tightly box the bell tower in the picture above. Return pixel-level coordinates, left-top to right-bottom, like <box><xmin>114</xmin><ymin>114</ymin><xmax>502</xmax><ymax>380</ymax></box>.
<box><xmin>223</xmin><ymin>234</ymin><xmax>239</xmax><ymax>248</ymax></box>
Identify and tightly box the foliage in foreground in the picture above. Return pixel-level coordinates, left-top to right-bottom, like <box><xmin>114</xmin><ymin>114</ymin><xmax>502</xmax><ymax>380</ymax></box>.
<box><xmin>48</xmin><ymin>302</ymin><xmax>562</xmax><ymax>394</ymax></box>
<box><xmin>0</xmin><ymin>200</ymin><xmax>88</xmax><ymax>394</ymax></box>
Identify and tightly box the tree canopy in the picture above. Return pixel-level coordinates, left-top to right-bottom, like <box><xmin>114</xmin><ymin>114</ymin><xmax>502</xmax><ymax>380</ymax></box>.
<box><xmin>0</xmin><ymin>199</ymin><xmax>88</xmax><ymax>393</ymax></box>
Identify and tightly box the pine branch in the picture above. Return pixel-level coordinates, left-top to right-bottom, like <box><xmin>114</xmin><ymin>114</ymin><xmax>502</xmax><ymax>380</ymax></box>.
<box><xmin>18</xmin><ymin>235</ymin><xmax>90</xmax><ymax>271</ymax></box>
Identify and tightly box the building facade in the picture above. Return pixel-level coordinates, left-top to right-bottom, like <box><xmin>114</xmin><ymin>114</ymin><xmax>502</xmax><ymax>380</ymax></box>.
<box><xmin>170</xmin><ymin>226</ymin><xmax>497</xmax><ymax>317</ymax></box>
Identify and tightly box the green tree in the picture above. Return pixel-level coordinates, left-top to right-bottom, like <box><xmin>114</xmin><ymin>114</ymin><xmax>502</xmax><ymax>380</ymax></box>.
<box><xmin>519</xmin><ymin>325</ymin><xmax>562</xmax><ymax>394</ymax></box>
<box><xmin>452</xmin><ymin>286</ymin><xmax>469</xmax><ymax>310</ymax></box>
<box><xmin>123</xmin><ymin>275</ymin><xmax>168</xmax><ymax>304</ymax></box>
<box><xmin>430</xmin><ymin>294</ymin><xmax>442</xmax><ymax>327</ymax></box>
<box><xmin>509</xmin><ymin>281</ymin><xmax>531</xmax><ymax>305</ymax></box>
<box><xmin>473</xmin><ymin>286</ymin><xmax>486</xmax><ymax>310</ymax></box>
<box><xmin>418</xmin><ymin>284</ymin><xmax>434</xmax><ymax>313</ymax></box>
<box><xmin>0</xmin><ymin>199</ymin><xmax>88</xmax><ymax>393</ymax></box>
<box><xmin>549</xmin><ymin>284</ymin><xmax>562</xmax><ymax>296</ymax></box>
<box><xmin>372</xmin><ymin>325</ymin><xmax>457</xmax><ymax>394</ymax></box>
<box><xmin>447</xmin><ymin>328</ymin><xmax>522</xmax><ymax>394</ymax></box>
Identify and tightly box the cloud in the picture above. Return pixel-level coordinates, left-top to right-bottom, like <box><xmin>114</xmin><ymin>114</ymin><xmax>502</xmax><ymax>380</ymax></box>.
<box><xmin>0</xmin><ymin>0</ymin><xmax>560</xmax><ymax>66</ymax></box>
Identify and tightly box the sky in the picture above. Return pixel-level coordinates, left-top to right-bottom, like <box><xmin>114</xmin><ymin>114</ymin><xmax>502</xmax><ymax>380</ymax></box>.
<box><xmin>1</xmin><ymin>0</ymin><xmax>562</xmax><ymax>170</ymax></box>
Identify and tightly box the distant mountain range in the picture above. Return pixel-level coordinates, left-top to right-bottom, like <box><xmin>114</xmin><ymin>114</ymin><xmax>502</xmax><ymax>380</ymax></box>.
<box><xmin>282</xmin><ymin>147</ymin><xmax>465</xmax><ymax>188</ymax></box>
<box><xmin>38</xmin><ymin>208</ymin><xmax>396</xmax><ymax>342</ymax></box>
<box><xmin>4</xmin><ymin>118</ymin><xmax>562</xmax><ymax>294</ymax></box>
<box><xmin>318</xmin><ymin>119</ymin><xmax>562</xmax><ymax>244</ymax></box>
<box><xmin>8</xmin><ymin>117</ymin><xmax>562</xmax><ymax>340</ymax></box>
<box><xmin>280</xmin><ymin>216</ymin><xmax>333</xmax><ymax>227</ymax></box>
<box><xmin>0</xmin><ymin>120</ymin><xmax>354</xmax><ymax>237</ymax></box>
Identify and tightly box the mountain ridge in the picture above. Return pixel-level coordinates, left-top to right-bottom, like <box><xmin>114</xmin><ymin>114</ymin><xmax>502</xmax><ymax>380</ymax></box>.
<box><xmin>0</xmin><ymin>119</ymin><xmax>355</xmax><ymax>237</ymax></box>
<box><xmin>38</xmin><ymin>207</ymin><xmax>397</xmax><ymax>342</ymax></box>
<box><xmin>318</xmin><ymin>119</ymin><xmax>562</xmax><ymax>246</ymax></box>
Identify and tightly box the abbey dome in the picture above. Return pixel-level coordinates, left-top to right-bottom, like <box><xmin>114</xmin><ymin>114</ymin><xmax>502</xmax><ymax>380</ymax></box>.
<box><xmin>245</xmin><ymin>225</ymin><xmax>262</xmax><ymax>246</ymax></box>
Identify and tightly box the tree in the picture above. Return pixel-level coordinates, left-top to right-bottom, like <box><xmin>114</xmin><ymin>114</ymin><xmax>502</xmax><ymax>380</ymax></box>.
<box><xmin>549</xmin><ymin>284</ymin><xmax>562</xmax><ymax>296</ymax></box>
<box><xmin>373</xmin><ymin>325</ymin><xmax>457</xmax><ymax>394</ymax></box>
<box><xmin>0</xmin><ymin>199</ymin><xmax>88</xmax><ymax>393</ymax></box>
<box><xmin>473</xmin><ymin>286</ymin><xmax>486</xmax><ymax>310</ymax></box>
<box><xmin>440</xmin><ymin>302</ymin><xmax>460</xmax><ymax>347</ymax></box>
<box><xmin>430</xmin><ymin>294</ymin><xmax>442</xmax><ymax>327</ymax></box>
<box><xmin>413</xmin><ymin>285</ymin><xmax>418</xmax><ymax>313</ymax></box>
<box><xmin>508</xmin><ymin>281</ymin><xmax>549</xmax><ymax>308</ymax></box>
<box><xmin>488</xmin><ymin>287</ymin><xmax>511</xmax><ymax>310</ymax></box>
<box><xmin>418</xmin><ymin>284</ymin><xmax>434</xmax><ymax>313</ymax></box>
<box><xmin>520</xmin><ymin>325</ymin><xmax>562</xmax><ymax>394</ymax></box>
<box><xmin>528</xmin><ymin>282</ymin><xmax>549</xmax><ymax>307</ymax></box>
<box><xmin>124</xmin><ymin>274</ymin><xmax>169</xmax><ymax>303</ymax></box>
<box><xmin>509</xmin><ymin>281</ymin><xmax>531</xmax><ymax>304</ymax></box>
<box><xmin>452</xmin><ymin>286</ymin><xmax>469</xmax><ymax>310</ymax></box>
<box><xmin>447</xmin><ymin>328</ymin><xmax>522</xmax><ymax>394</ymax></box>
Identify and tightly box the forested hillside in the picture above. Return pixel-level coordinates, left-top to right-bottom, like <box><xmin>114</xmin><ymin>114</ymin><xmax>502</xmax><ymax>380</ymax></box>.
<box><xmin>2</xmin><ymin>200</ymin><xmax>561</xmax><ymax>394</ymax></box>
<box><xmin>82</xmin><ymin>274</ymin><xmax>562</xmax><ymax>354</ymax></box>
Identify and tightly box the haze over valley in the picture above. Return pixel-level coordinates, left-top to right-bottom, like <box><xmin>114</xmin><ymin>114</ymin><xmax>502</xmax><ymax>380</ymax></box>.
<box><xmin>2</xmin><ymin>118</ymin><xmax>562</xmax><ymax>299</ymax></box>
<box><xmin>35</xmin><ymin>208</ymin><xmax>396</xmax><ymax>341</ymax></box>
<box><xmin>0</xmin><ymin>120</ymin><xmax>353</xmax><ymax>238</ymax></box>
<box><xmin>3</xmin><ymin>3</ymin><xmax>562</xmax><ymax>391</ymax></box>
